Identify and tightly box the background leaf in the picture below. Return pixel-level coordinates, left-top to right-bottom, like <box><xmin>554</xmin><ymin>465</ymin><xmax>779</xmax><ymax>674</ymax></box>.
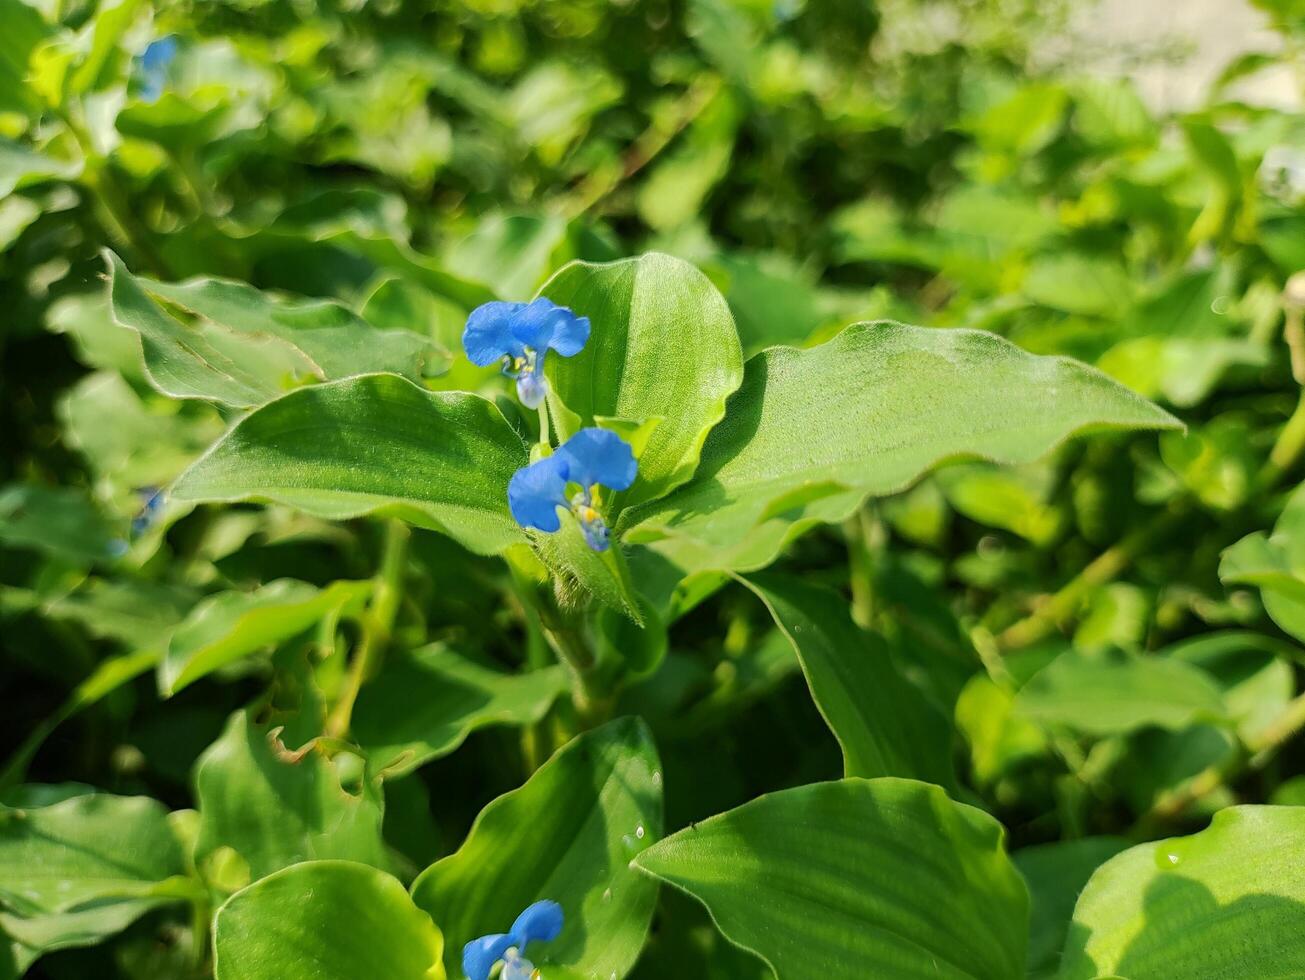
<box><xmin>194</xmin><ymin>710</ymin><xmax>389</xmax><ymax>886</ymax></box>
<box><xmin>160</xmin><ymin>579</ymin><xmax>370</xmax><ymax>695</ymax></box>
<box><xmin>739</xmin><ymin>573</ymin><xmax>955</xmax><ymax>790</ymax></box>
<box><xmin>352</xmin><ymin>645</ymin><xmax>567</xmax><ymax>776</ymax></box>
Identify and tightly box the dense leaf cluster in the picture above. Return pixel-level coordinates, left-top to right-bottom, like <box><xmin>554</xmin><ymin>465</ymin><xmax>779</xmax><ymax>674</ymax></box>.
<box><xmin>3</xmin><ymin>0</ymin><xmax>1305</xmax><ymax>978</ymax></box>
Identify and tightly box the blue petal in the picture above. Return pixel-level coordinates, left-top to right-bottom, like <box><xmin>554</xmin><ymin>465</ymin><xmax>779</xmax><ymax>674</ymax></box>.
<box><xmin>510</xmin><ymin>900</ymin><xmax>564</xmax><ymax>949</ymax></box>
<box><xmin>517</xmin><ymin>366</ymin><xmax>548</xmax><ymax>409</ymax></box>
<box><xmin>511</xmin><ymin>298</ymin><xmax>590</xmax><ymax>358</ymax></box>
<box><xmin>463</xmin><ymin>301</ymin><xmax>528</xmax><ymax>366</ymax></box>
<box><xmin>140</xmin><ymin>36</ymin><xmax>177</xmax><ymax>72</ymax></box>
<box><xmin>556</xmin><ymin>428</ymin><xmax>637</xmax><ymax>492</ymax></box>
<box><xmin>462</xmin><ymin>934</ymin><xmax>514</xmax><ymax>980</ymax></box>
<box><xmin>507</xmin><ymin>454</ymin><xmax>570</xmax><ymax>532</ymax></box>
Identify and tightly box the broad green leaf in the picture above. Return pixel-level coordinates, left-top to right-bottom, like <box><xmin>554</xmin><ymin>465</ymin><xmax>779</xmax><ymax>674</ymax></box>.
<box><xmin>0</xmin><ymin>483</ymin><xmax>121</xmax><ymax>564</ymax></box>
<box><xmin>1060</xmin><ymin>806</ymin><xmax>1305</xmax><ymax>979</ymax></box>
<box><xmin>1221</xmin><ymin>485</ymin><xmax>1305</xmax><ymax>643</ymax></box>
<box><xmin>353</xmin><ymin>645</ymin><xmax>567</xmax><ymax>776</ymax></box>
<box><xmin>739</xmin><ymin>573</ymin><xmax>955</xmax><ymax>789</ymax></box>
<box><xmin>1021</xmin><ymin>254</ymin><xmax>1135</xmax><ymax>318</ymax></box>
<box><xmin>0</xmin><ymin>900</ymin><xmax>174</xmax><ymax>975</ymax></box>
<box><xmin>0</xmin><ymin>794</ymin><xmax>185</xmax><ymax>914</ymax></box>
<box><xmin>214</xmin><ymin>861</ymin><xmax>444</xmax><ymax>980</ymax></box>
<box><xmin>633</xmin><ymin>777</ymin><xmax>1029</xmax><ymax>980</ymax></box>
<box><xmin>171</xmin><ymin>374</ymin><xmax>529</xmax><ymax>555</ymax></box>
<box><xmin>194</xmin><ymin>711</ymin><xmax>389</xmax><ymax>886</ymax></box>
<box><xmin>0</xmin><ymin>140</ymin><xmax>78</xmax><ymax>197</ymax></box>
<box><xmin>58</xmin><ymin>372</ymin><xmax>221</xmax><ymax>490</ymax></box>
<box><xmin>445</xmin><ymin>213</ymin><xmax>570</xmax><ymax>301</ymax></box>
<box><xmin>955</xmin><ymin>674</ymin><xmax>1050</xmax><ymax>786</ymax></box>
<box><xmin>625</xmin><ymin>322</ymin><xmax>1179</xmax><ymax>576</ymax></box>
<box><xmin>1014</xmin><ymin>649</ymin><xmax>1227</xmax><ymax>737</ymax></box>
<box><xmin>105</xmin><ymin>251</ymin><xmax>445</xmax><ymax>407</ymax></box>
<box><xmin>1015</xmin><ymin>838</ymin><xmax>1129</xmax><ymax>978</ymax></box>
<box><xmin>542</xmin><ymin>253</ymin><xmax>744</xmax><ymax>508</ymax></box>
<box><xmin>43</xmin><ymin>576</ymin><xmax>195</xmax><ymax>647</ymax></box>
<box><xmin>1167</xmin><ymin>631</ymin><xmax>1297</xmax><ymax>744</ymax></box>
<box><xmin>411</xmin><ymin>718</ymin><xmax>662</xmax><ymax>980</ymax></box>
<box><xmin>0</xmin><ymin>2</ymin><xmax>48</xmax><ymax>115</ymax></box>
<box><xmin>160</xmin><ymin>579</ymin><xmax>370</xmax><ymax>696</ymax></box>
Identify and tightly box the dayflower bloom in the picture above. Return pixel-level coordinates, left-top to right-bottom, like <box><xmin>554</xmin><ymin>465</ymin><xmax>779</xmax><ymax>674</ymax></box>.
<box><xmin>131</xmin><ymin>487</ymin><xmax>165</xmax><ymax>536</ymax></box>
<box><xmin>137</xmin><ymin>36</ymin><xmax>177</xmax><ymax>103</ymax></box>
<box><xmin>508</xmin><ymin>428</ymin><xmax>636</xmax><ymax>552</ymax></box>
<box><xmin>462</xmin><ymin>298</ymin><xmax>589</xmax><ymax>408</ymax></box>
<box><xmin>463</xmin><ymin>900</ymin><xmax>563</xmax><ymax>980</ymax></box>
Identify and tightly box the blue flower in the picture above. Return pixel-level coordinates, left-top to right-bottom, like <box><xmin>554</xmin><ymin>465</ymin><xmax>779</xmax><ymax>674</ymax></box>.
<box><xmin>137</xmin><ymin>36</ymin><xmax>177</xmax><ymax>103</ymax></box>
<box><xmin>463</xmin><ymin>900</ymin><xmax>563</xmax><ymax>980</ymax></box>
<box><xmin>508</xmin><ymin>428</ymin><xmax>636</xmax><ymax>551</ymax></box>
<box><xmin>131</xmin><ymin>487</ymin><xmax>165</xmax><ymax>536</ymax></box>
<box><xmin>462</xmin><ymin>297</ymin><xmax>589</xmax><ymax>409</ymax></box>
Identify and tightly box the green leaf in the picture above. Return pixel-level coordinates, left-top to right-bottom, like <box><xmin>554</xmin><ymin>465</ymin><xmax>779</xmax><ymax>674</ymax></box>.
<box><xmin>0</xmin><ymin>794</ymin><xmax>186</xmax><ymax>914</ymax></box>
<box><xmin>160</xmin><ymin>579</ymin><xmax>370</xmax><ymax>696</ymax></box>
<box><xmin>105</xmin><ymin>251</ymin><xmax>445</xmax><ymax>407</ymax></box>
<box><xmin>444</xmin><ymin>213</ymin><xmax>570</xmax><ymax>301</ymax></box>
<box><xmin>1060</xmin><ymin>806</ymin><xmax>1305</xmax><ymax>979</ymax></box>
<box><xmin>1015</xmin><ymin>838</ymin><xmax>1129</xmax><ymax>978</ymax></box>
<box><xmin>1014</xmin><ymin>649</ymin><xmax>1227</xmax><ymax>737</ymax></box>
<box><xmin>194</xmin><ymin>710</ymin><xmax>389</xmax><ymax>887</ymax></box>
<box><xmin>214</xmin><ymin>861</ymin><xmax>444</xmax><ymax>980</ymax></box>
<box><xmin>352</xmin><ymin>645</ymin><xmax>567</xmax><ymax>776</ymax></box>
<box><xmin>739</xmin><ymin>573</ymin><xmax>955</xmax><ymax>790</ymax></box>
<box><xmin>171</xmin><ymin>374</ymin><xmax>529</xmax><ymax>555</ymax></box>
<box><xmin>0</xmin><ymin>482</ymin><xmax>121</xmax><ymax>564</ymax></box>
<box><xmin>1221</xmin><ymin>485</ymin><xmax>1305</xmax><ymax>643</ymax></box>
<box><xmin>411</xmin><ymin>717</ymin><xmax>662</xmax><ymax>980</ymax></box>
<box><xmin>633</xmin><ymin>777</ymin><xmax>1028</xmax><ymax>980</ymax></box>
<box><xmin>1166</xmin><ymin>631</ymin><xmax>1297</xmax><ymax>745</ymax></box>
<box><xmin>542</xmin><ymin>253</ymin><xmax>744</xmax><ymax>509</ymax></box>
<box><xmin>0</xmin><ymin>139</ymin><xmax>78</xmax><ymax>197</ymax></box>
<box><xmin>625</xmin><ymin>322</ymin><xmax>1179</xmax><ymax>576</ymax></box>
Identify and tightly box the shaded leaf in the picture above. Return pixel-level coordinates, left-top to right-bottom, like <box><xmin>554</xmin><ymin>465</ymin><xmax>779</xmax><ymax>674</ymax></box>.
<box><xmin>353</xmin><ymin>645</ymin><xmax>567</xmax><ymax>776</ymax></box>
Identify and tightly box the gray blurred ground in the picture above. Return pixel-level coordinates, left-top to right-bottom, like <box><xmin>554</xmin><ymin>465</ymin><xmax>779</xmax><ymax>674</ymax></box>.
<box><xmin>1070</xmin><ymin>0</ymin><xmax>1301</xmax><ymax>109</ymax></box>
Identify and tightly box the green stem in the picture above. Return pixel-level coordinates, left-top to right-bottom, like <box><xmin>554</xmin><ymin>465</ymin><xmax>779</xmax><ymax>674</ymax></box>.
<box><xmin>997</xmin><ymin>509</ymin><xmax>1184</xmax><ymax>651</ymax></box>
<box><xmin>844</xmin><ymin>508</ymin><xmax>882</xmax><ymax>628</ymax></box>
<box><xmin>325</xmin><ymin>520</ymin><xmax>409</xmax><ymax>738</ymax></box>
<box><xmin>61</xmin><ymin>110</ymin><xmax>171</xmax><ymax>278</ymax></box>
<box><xmin>1135</xmin><ymin>690</ymin><xmax>1305</xmax><ymax>835</ymax></box>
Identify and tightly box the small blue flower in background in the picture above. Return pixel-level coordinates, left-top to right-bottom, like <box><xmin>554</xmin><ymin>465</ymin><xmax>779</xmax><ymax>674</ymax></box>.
<box><xmin>137</xmin><ymin>36</ymin><xmax>177</xmax><ymax>103</ymax></box>
<box><xmin>131</xmin><ymin>487</ymin><xmax>165</xmax><ymax>536</ymax></box>
<box><xmin>462</xmin><ymin>298</ymin><xmax>589</xmax><ymax>409</ymax></box>
<box><xmin>463</xmin><ymin>900</ymin><xmax>563</xmax><ymax>980</ymax></box>
<box><xmin>509</xmin><ymin>428</ymin><xmax>636</xmax><ymax>551</ymax></box>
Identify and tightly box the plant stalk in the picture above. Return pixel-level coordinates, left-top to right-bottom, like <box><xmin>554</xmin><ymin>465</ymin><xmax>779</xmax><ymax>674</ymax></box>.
<box><xmin>325</xmin><ymin>520</ymin><xmax>409</xmax><ymax>738</ymax></box>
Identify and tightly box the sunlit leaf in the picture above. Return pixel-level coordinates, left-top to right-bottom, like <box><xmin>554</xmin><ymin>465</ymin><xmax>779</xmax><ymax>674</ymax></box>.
<box><xmin>633</xmin><ymin>777</ymin><xmax>1028</xmax><ymax>980</ymax></box>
